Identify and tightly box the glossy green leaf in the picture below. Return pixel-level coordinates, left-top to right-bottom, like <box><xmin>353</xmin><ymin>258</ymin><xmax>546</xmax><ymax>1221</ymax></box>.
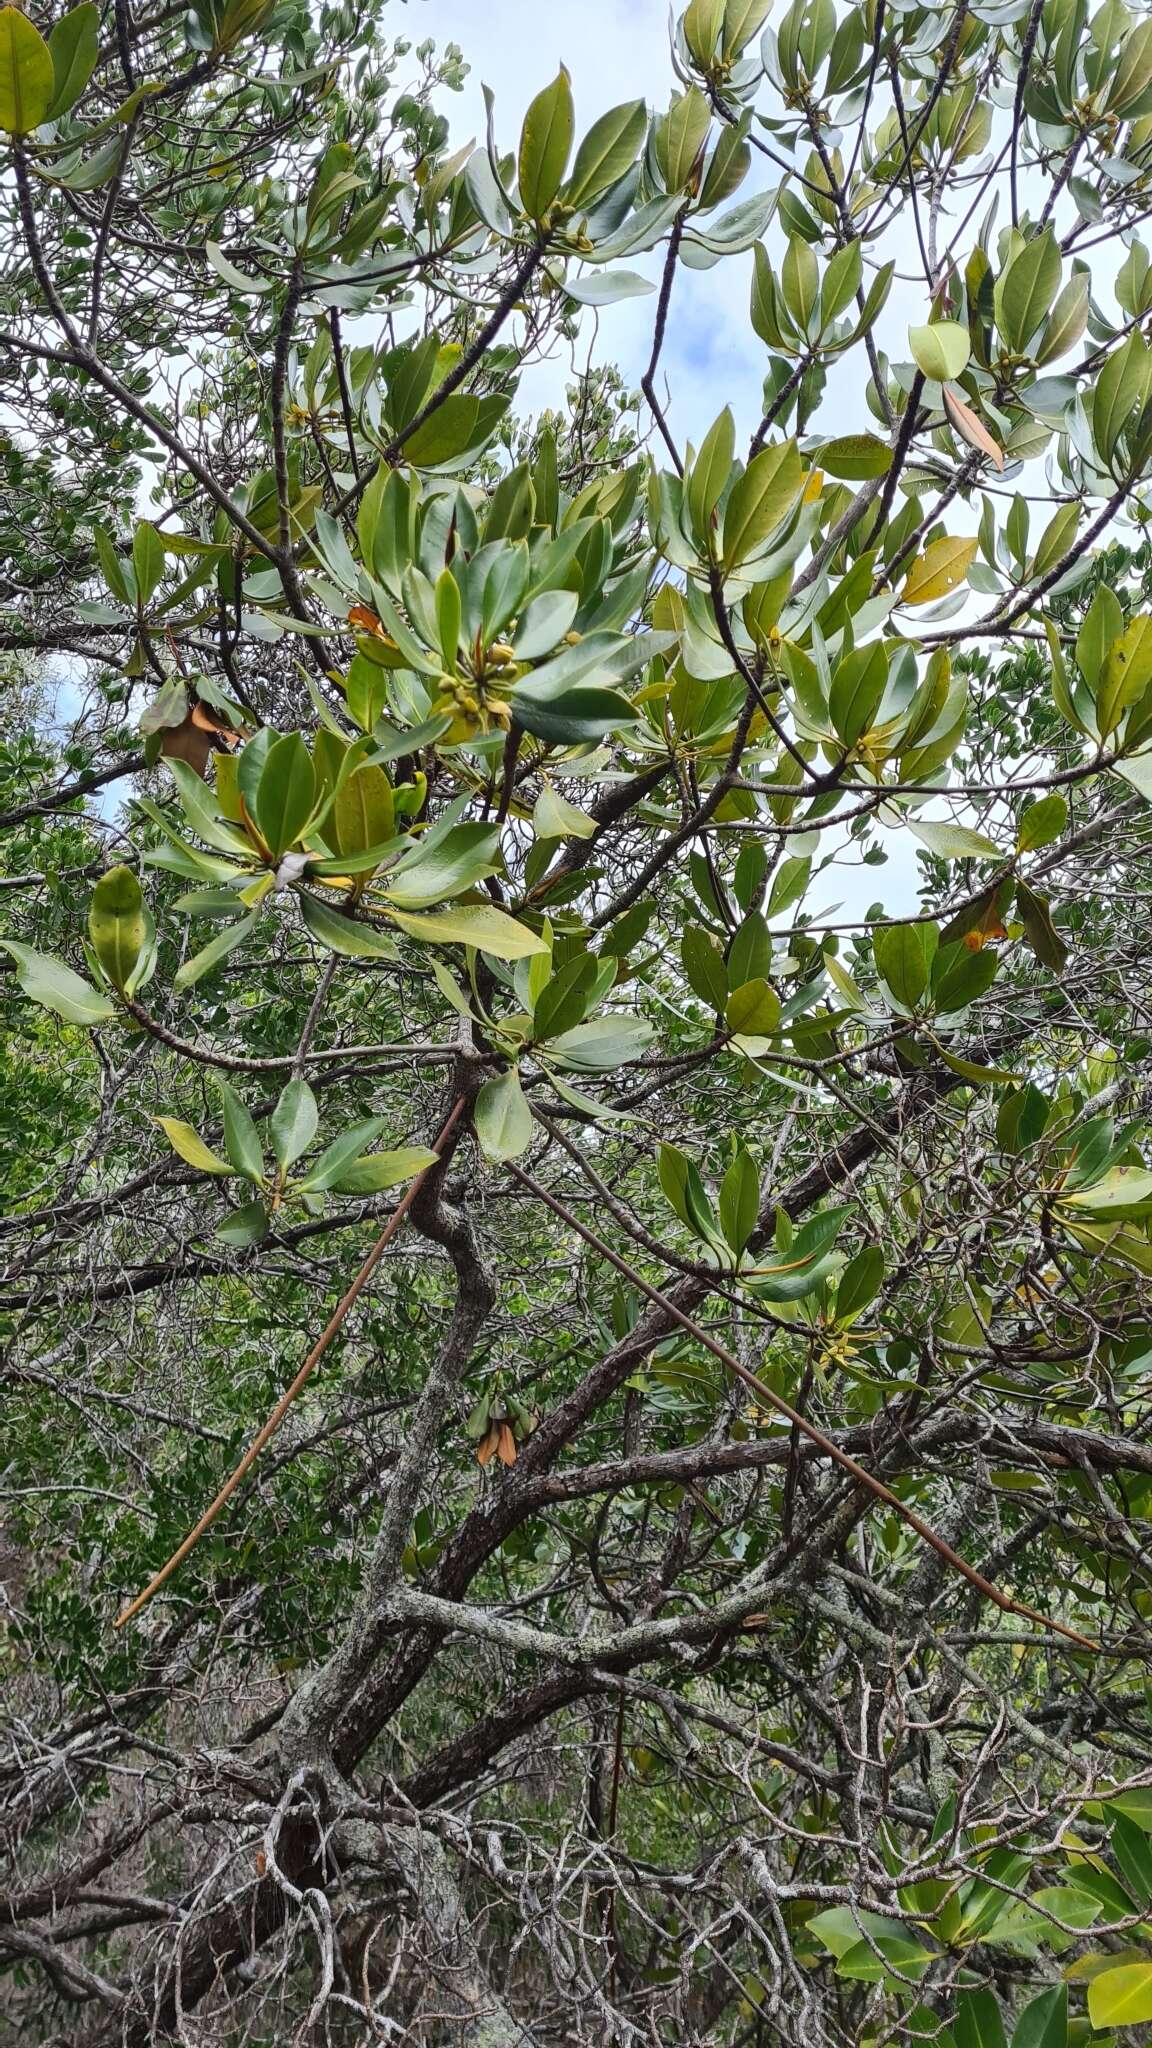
<box><xmin>253</xmin><ymin>733</ymin><xmax>316</xmax><ymax>859</ymax></box>
<box><xmin>908</xmin><ymin>819</ymin><xmax>999</xmax><ymax>861</ymax></box>
<box><xmin>995</xmin><ymin>232</ymin><xmax>1061</xmax><ymax>354</ymax></box>
<box><xmin>46</xmin><ymin>1</ymin><xmax>98</xmax><ymax>119</ymax></box>
<box><xmin>518</xmin><ymin>67</ymin><xmax>574</xmax><ymax>220</ymax></box>
<box><xmin>215</xmin><ymin>1200</ymin><xmax>269</xmax><ymax>1246</ymax></box>
<box><xmin>721</xmin><ymin>438</ymin><xmax>805</xmax><ymax>570</ymax></box>
<box><xmin>818</xmin><ymin>434</ymin><xmax>892</xmax><ymax>481</ymax></box>
<box><xmin>565</xmin><ymin>98</ymin><xmax>646</xmax><ymax>206</ymax></box>
<box><xmin>719</xmin><ymin>1147</ymin><xmax>760</xmax><ymax>1252</ymax></box>
<box><xmin>299</xmin><ymin>893</ymin><xmax>399</xmax><ymax>957</ymax></box>
<box><xmin>331</xmin><ymin>763</ymin><xmax>395</xmax><ymax>860</ymax></box>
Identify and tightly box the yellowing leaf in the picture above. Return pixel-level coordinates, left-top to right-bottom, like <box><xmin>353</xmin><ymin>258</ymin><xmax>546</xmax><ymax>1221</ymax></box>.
<box><xmin>900</xmin><ymin>536</ymin><xmax>978</xmax><ymax>606</ymax></box>
<box><xmin>154</xmin><ymin>1117</ymin><xmax>232</xmax><ymax>1175</ymax></box>
<box><xmin>907</xmin><ymin>320</ymin><xmax>970</xmax><ymax>383</ymax></box>
<box><xmin>387</xmin><ymin>903</ymin><xmax>549</xmax><ymax>958</ymax></box>
<box><xmin>1088</xmin><ymin>1960</ymin><xmax>1152</xmax><ymax>2029</ymax></box>
<box><xmin>0</xmin><ymin>5</ymin><xmax>54</xmax><ymax>134</ymax></box>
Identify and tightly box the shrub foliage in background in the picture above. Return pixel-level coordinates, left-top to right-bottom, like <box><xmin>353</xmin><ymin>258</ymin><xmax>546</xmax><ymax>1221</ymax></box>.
<box><xmin>8</xmin><ymin>0</ymin><xmax>1152</xmax><ymax>2038</ymax></box>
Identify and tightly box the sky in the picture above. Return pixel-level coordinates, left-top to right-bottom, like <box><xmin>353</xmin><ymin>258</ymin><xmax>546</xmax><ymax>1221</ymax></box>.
<box><xmin>415</xmin><ymin>0</ymin><xmax>780</xmax><ymax>448</ymax></box>
<box><xmin>415</xmin><ymin>0</ymin><xmax>925</xmax><ymax>919</ymax></box>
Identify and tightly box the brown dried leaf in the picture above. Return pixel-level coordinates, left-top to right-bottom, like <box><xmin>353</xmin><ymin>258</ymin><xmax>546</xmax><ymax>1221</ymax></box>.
<box><xmin>942</xmin><ymin>385</ymin><xmax>1005</xmax><ymax>471</ymax></box>
<box><xmin>476</xmin><ymin>1424</ymin><xmax>501</xmax><ymax>1468</ymax></box>
<box><xmin>160</xmin><ymin>713</ymin><xmax>216</xmax><ymax>778</ymax></box>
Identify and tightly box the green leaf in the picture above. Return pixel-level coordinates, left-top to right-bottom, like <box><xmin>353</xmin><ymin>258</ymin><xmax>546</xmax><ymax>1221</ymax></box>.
<box><xmin>217</xmin><ymin>1078</ymin><xmax>264</xmax><ymax>1184</ymax></box>
<box><xmin>836</xmin><ymin>1244</ymin><xmax>884</xmax><ymax>1323</ymax></box>
<box><xmin>1</xmin><ymin>939</ymin><xmax>117</xmax><ymax>1025</ymax></box>
<box><xmin>725</xmin><ymin>977</ymin><xmax>781</xmax><ymax>1038</ymax></box>
<box><xmin>173</xmin><ymin>913</ymin><xmax>256</xmax><ymax>988</ymax></box>
<box><xmin>818</xmin><ymin>434</ymin><xmax>892</xmax><ymax>481</ymax></box>
<box><xmin>46</xmin><ymin>1</ymin><xmax>98</xmax><ymax>119</ymax></box>
<box><xmin>1106</xmin><ymin>1806</ymin><xmax>1152</xmax><ymax>1906</ymax></box>
<box><xmin>544</xmin><ymin>1014</ymin><xmax>653</xmax><ymax>1071</ymax></box>
<box><xmin>533</xmin><ymin>954</ymin><xmax>600</xmax><ymax>1041</ymax></box>
<box><xmin>1010</xmin><ymin>1983</ymin><xmax>1066</xmax><ymax>2048</ymax></box>
<box><xmin>907</xmin><ymin>321</ymin><xmax>970</xmax><ymax>382</ymax></box>
<box><xmin>828</xmin><ymin>643</ymin><xmax>888</xmax><ymax>747</ymax></box>
<box><xmin>728</xmin><ymin>910</ymin><xmax>772</xmax><ymax>986</ymax></box>
<box><xmin>404</xmin><ymin>392</ymin><xmax>509</xmax><ymax>470</ymax></box>
<box><xmin>995</xmin><ymin>231</ymin><xmax>1061</xmax><ymax>354</ymax></box>
<box><xmin>386</xmin><ymin>903</ymin><xmax>548</xmax><ymax>958</ymax></box>
<box><xmin>655</xmin><ymin>86</ymin><xmax>711</xmax><ymax>189</ymax></box>
<box><xmin>908</xmin><ymin>819</ymin><xmax>999</xmax><ymax>860</ymax></box>
<box><xmin>475</xmin><ymin>1067</ymin><xmax>534</xmax><ymax>1162</ymax></box>
<box><xmin>215</xmin><ymin>1200</ymin><xmax>269</xmax><ymax>1246</ymax></box>
<box><xmin>1016</xmin><ymin>793</ymin><xmax>1068</xmax><ymax>852</ymax></box>
<box><xmin>722</xmin><ymin>439</ymin><xmax>805</xmax><ymax>570</ymax></box>
<box><xmin>781</xmin><ymin>233</ymin><xmax>819</xmax><ymax>331</ymax></box>
<box><xmin>1016</xmin><ymin>879</ymin><xmax>1068</xmax><ymax>971</ymax></box>
<box><xmin>92</xmin><ymin>521</ymin><xmax>132</xmax><ymax>605</ymax></box>
<box><xmin>154</xmin><ymin>1116</ymin><xmax>232</xmax><ymax>1175</ymax></box>
<box><xmin>723</xmin><ymin>0</ymin><xmax>773</xmax><ymax>55</ymax></box>
<box><xmin>719</xmin><ymin>1147</ymin><xmax>759</xmax><ymax>1253</ymax></box>
<box><xmin>384</xmin><ymin>822</ymin><xmax>502</xmax><ymax>909</ymax></box>
<box><xmin>1106</xmin><ymin>1788</ymin><xmax>1152</xmax><ymax>1832</ymax></box>
<box><xmin>332</xmin><ymin>1145</ymin><xmax>439</xmax><ymax>1194</ymax></box>
<box><xmin>955</xmin><ymin>1988</ymin><xmax>1007</xmax><ymax>2048</ymax></box>
<box><xmin>565</xmin><ymin>98</ymin><xmax>646</xmax><ymax>206</ymax></box>
<box><xmin>331</xmin><ymin>763</ymin><xmax>394</xmax><ymax>860</ymax></box>
<box><xmin>511</xmin><ymin>678</ymin><xmax>639</xmax><ymax>745</ymax></box>
<box><xmin>132</xmin><ymin>520</ymin><xmax>165</xmax><ymax>607</ymax></box>
<box><xmin>270</xmin><ymin>1077</ymin><xmax>318</xmax><ymax>1170</ymax></box>
<box><xmin>513</xmin><ymin>588</ymin><xmax>579</xmax><ymax>661</ymax></box>
<box><xmin>299</xmin><ymin>1117</ymin><xmax>389</xmax><ymax>1191</ymax></box>
<box><xmin>205</xmin><ymin>240</ymin><xmax>274</xmax><ymax>294</ymax></box>
<box><xmin>88</xmin><ymin>865</ymin><xmax>145</xmax><ymax>993</ymax></box>
<box><xmin>253</xmin><ymin>732</ymin><xmax>316</xmax><ymax>859</ymax></box>
<box><xmin>518</xmin><ymin>67</ymin><xmax>574</xmax><ymax>220</ymax></box>
<box><xmin>1109</xmin><ymin>15</ymin><xmax>1152</xmax><ymax>117</ymax></box>
<box><xmin>1099</xmin><ymin>612</ymin><xmax>1152</xmax><ymax>737</ymax></box>
<box><xmin>299</xmin><ymin>893</ymin><xmax>399</xmax><ymax>958</ymax></box>
<box><xmin>688</xmin><ymin>407</ymin><xmax>737</xmax><ymax>544</ymax></box>
<box><xmin>682</xmin><ymin>925</ymin><xmax>729</xmax><ymax>1009</ymax></box>
<box><xmin>930</xmin><ymin>939</ymin><xmax>999</xmax><ymax>1015</ymax></box>
<box><xmin>658</xmin><ymin>1141</ymin><xmax>724</xmax><ymax>1248</ymax></box>
<box><xmin>435</xmin><ymin>566</ymin><xmax>462</xmax><ymax>672</ymax></box>
<box><xmin>874</xmin><ymin>921</ymin><xmax>938</xmax><ymax>1009</ymax></box>
<box><xmin>533</xmin><ymin>784</ymin><xmax>596</xmax><ymax>840</ymax></box>
<box><xmin>1061</xmin><ymin>1164</ymin><xmax>1152</xmax><ymax>1220</ymax></box>
<box><xmin>0</xmin><ymin>5</ymin><xmax>54</xmax><ymax>133</ymax></box>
